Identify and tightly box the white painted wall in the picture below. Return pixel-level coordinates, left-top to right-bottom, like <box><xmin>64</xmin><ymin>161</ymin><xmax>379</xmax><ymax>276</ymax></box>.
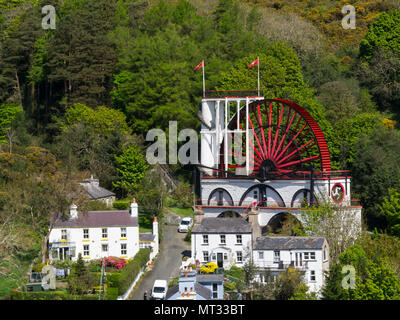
<box><xmin>49</xmin><ymin>225</ymin><xmax>139</xmax><ymax>261</ymax></box>
<box><xmin>253</xmin><ymin>243</ymin><xmax>329</xmax><ymax>295</ymax></box>
<box><xmin>191</xmin><ymin>232</ymin><xmax>252</xmax><ymax>269</ymax></box>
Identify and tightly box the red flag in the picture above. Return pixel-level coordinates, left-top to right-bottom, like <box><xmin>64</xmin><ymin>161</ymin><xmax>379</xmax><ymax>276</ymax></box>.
<box><xmin>248</xmin><ymin>58</ymin><xmax>258</xmax><ymax>68</ymax></box>
<box><xmin>193</xmin><ymin>61</ymin><xmax>203</xmax><ymax>71</ymax></box>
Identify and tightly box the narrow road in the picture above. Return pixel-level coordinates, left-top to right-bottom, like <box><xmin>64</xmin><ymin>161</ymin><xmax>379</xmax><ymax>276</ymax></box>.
<box><xmin>129</xmin><ymin>223</ymin><xmax>190</xmax><ymax>300</ymax></box>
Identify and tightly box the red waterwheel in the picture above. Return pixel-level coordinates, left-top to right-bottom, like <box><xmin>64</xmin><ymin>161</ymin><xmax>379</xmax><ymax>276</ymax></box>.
<box><xmin>219</xmin><ymin>99</ymin><xmax>331</xmax><ymax>179</ymax></box>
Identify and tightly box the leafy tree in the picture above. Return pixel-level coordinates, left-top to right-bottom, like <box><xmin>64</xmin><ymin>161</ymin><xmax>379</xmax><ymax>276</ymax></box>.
<box><xmin>351</xmin><ymin>125</ymin><xmax>400</xmax><ymax>230</ymax></box>
<box><xmin>0</xmin><ymin>103</ymin><xmax>23</xmax><ymax>143</ymax></box>
<box><xmin>379</xmin><ymin>189</ymin><xmax>400</xmax><ymax>238</ymax></box>
<box><xmin>274</xmin><ymin>266</ymin><xmax>307</xmax><ymax>300</ymax></box>
<box><xmin>113</xmin><ymin>145</ymin><xmax>149</xmax><ymax>198</ymax></box>
<box><xmin>68</xmin><ymin>253</ymin><xmax>96</xmax><ymax>295</ymax></box>
<box><xmin>298</xmin><ymin>202</ymin><xmax>361</xmax><ymax>264</ymax></box>
<box><xmin>359</xmin><ymin>9</ymin><xmax>400</xmax><ymax>60</ymax></box>
<box><xmin>135</xmin><ymin>167</ymin><xmax>167</xmax><ymax>219</ymax></box>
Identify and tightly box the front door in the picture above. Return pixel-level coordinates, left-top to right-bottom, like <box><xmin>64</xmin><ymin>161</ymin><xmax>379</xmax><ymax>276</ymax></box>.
<box><xmin>217</xmin><ymin>253</ymin><xmax>223</xmax><ymax>268</ymax></box>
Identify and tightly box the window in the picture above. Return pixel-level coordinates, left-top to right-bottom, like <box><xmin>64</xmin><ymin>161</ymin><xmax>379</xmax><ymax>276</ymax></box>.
<box><xmin>121</xmin><ymin>244</ymin><xmax>127</xmax><ymax>255</ymax></box>
<box><xmin>236</xmin><ymin>235</ymin><xmax>242</xmax><ymax>244</ymax></box>
<box><xmin>203</xmin><ymin>251</ymin><xmax>209</xmax><ymax>262</ymax></box>
<box><xmin>258</xmin><ymin>251</ymin><xmax>264</xmax><ymax>259</ymax></box>
<box><xmin>102</xmin><ymin>228</ymin><xmax>108</xmax><ymax>239</ymax></box>
<box><xmin>253</xmin><ymin>190</ymin><xmax>258</xmax><ymax>200</ymax></box>
<box><xmin>274</xmin><ymin>250</ymin><xmax>280</xmax><ymax>263</ymax></box>
<box><xmin>236</xmin><ymin>251</ymin><xmax>242</xmax><ymax>263</ymax></box>
<box><xmin>212</xmin><ymin>253</ymin><xmax>216</xmax><ymax>261</ymax></box>
<box><xmin>83</xmin><ymin>229</ymin><xmax>89</xmax><ymax>239</ymax></box>
<box><xmin>61</xmin><ymin>230</ymin><xmax>67</xmax><ymax>240</ymax></box>
<box><xmin>220</xmin><ymin>235</ymin><xmax>226</xmax><ymax>244</ymax></box>
<box><xmin>121</xmin><ymin>227</ymin><xmax>127</xmax><ymax>238</ymax></box>
<box><xmin>304</xmin><ymin>252</ymin><xmax>316</xmax><ymax>260</ymax></box>
<box><xmin>323</xmin><ymin>247</ymin><xmax>327</xmax><ymax>261</ymax></box>
<box><xmin>202</xmin><ymin>235</ymin><xmax>208</xmax><ymax>244</ymax></box>
<box><xmin>212</xmin><ymin>283</ymin><xmax>218</xmax><ymax>299</ymax></box>
<box><xmin>102</xmin><ymin>244</ymin><xmax>108</xmax><ymax>253</ymax></box>
<box><xmin>83</xmin><ymin>245</ymin><xmax>89</xmax><ymax>257</ymax></box>
<box><xmin>310</xmin><ymin>270</ymin><xmax>316</xmax><ymax>282</ymax></box>
<box><xmin>223</xmin><ymin>253</ymin><xmax>228</xmax><ymax>260</ymax></box>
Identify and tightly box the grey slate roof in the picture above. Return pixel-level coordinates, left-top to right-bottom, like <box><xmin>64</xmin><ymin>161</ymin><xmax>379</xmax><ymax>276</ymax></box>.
<box><xmin>166</xmin><ymin>285</ymin><xmax>179</xmax><ymax>300</ymax></box>
<box><xmin>195</xmin><ymin>283</ymin><xmax>211</xmax><ymax>299</ymax></box>
<box><xmin>79</xmin><ymin>179</ymin><xmax>115</xmax><ymax>200</ymax></box>
<box><xmin>254</xmin><ymin>236</ymin><xmax>326</xmax><ymax>250</ymax></box>
<box><xmin>139</xmin><ymin>233</ymin><xmax>155</xmax><ymax>242</ymax></box>
<box><xmin>192</xmin><ymin>218</ymin><xmax>251</xmax><ymax>234</ymax></box>
<box><xmin>52</xmin><ymin>210</ymin><xmax>138</xmax><ymax>228</ymax></box>
<box><xmin>166</xmin><ymin>283</ymin><xmax>211</xmax><ymax>300</ymax></box>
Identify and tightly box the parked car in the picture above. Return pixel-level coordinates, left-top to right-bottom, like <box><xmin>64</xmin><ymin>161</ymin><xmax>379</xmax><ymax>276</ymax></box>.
<box><xmin>151</xmin><ymin>279</ymin><xmax>168</xmax><ymax>300</ymax></box>
<box><xmin>178</xmin><ymin>217</ymin><xmax>193</xmax><ymax>233</ymax></box>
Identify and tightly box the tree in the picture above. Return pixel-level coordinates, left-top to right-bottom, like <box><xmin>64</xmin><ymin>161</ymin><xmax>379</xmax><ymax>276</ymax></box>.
<box><xmin>379</xmin><ymin>189</ymin><xmax>400</xmax><ymax>238</ymax></box>
<box><xmin>274</xmin><ymin>266</ymin><xmax>307</xmax><ymax>300</ymax></box>
<box><xmin>113</xmin><ymin>145</ymin><xmax>149</xmax><ymax>198</ymax></box>
<box><xmin>358</xmin><ymin>9</ymin><xmax>400</xmax><ymax>110</ymax></box>
<box><xmin>68</xmin><ymin>253</ymin><xmax>96</xmax><ymax>295</ymax></box>
<box><xmin>298</xmin><ymin>201</ymin><xmax>361</xmax><ymax>264</ymax></box>
<box><xmin>350</xmin><ymin>125</ymin><xmax>400</xmax><ymax>230</ymax></box>
<box><xmin>135</xmin><ymin>168</ymin><xmax>167</xmax><ymax>219</ymax></box>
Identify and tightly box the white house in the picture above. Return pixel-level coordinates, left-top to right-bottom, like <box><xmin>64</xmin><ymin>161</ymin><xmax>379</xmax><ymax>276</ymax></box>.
<box><xmin>48</xmin><ymin>199</ymin><xmax>158</xmax><ymax>262</ymax></box>
<box><xmin>252</xmin><ymin>236</ymin><xmax>329</xmax><ymax>295</ymax></box>
<box><xmin>78</xmin><ymin>176</ymin><xmax>116</xmax><ymax>208</ymax></box>
<box><xmin>166</xmin><ymin>267</ymin><xmax>224</xmax><ymax>300</ymax></box>
<box><xmin>139</xmin><ymin>217</ymin><xmax>159</xmax><ymax>260</ymax></box>
<box><xmin>191</xmin><ymin>217</ymin><xmax>252</xmax><ymax>269</ymax></box>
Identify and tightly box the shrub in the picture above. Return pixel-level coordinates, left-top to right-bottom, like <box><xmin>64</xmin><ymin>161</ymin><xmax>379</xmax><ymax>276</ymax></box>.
<box><xmin>8</xmin><ymin>291</ymin><xmax>98</xmax><ymax>300</ymax></box>
<box><xmin>113</xmin><ymin>200</ymin><xmax>130</xmax><ymax>210</ymax></box>
<box><xmin>113</xmin><ymin>248</ymin><xmax>150</xmax><ymax>296</ymax></box>
<box><xmin>200</xmin><ymin>262</ymin><xmax>218</xmax><ymax>274</ymax></box>
<box><xmin>105</xmin><ymin>287</ymin><xmax>119</xmax><ymax>300</ymax></box>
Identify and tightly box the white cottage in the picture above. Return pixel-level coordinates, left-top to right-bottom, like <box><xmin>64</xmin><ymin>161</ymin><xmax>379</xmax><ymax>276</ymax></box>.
<box><xmin>48</xmin><ymin>200</ymin><xmax>146</xmax><ymax>262</ymax></box>
<box><xmin>253</xmin><ymin>236</ymin><xmax>329</xmax><ymax>295</ymax></box>
<box><xmin>191</xmin><ymin>217</ymin><xmax>252</xmax><ymax>269</ymax></box>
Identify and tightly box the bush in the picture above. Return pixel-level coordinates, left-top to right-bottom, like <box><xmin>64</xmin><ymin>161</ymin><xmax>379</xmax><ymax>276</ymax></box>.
<box><xmin>113</xmin><ymin>200</ymin><xmax>130</xmax><ymax>210</ymax></box>
<box><xmin>8</xmin><ymin>291</ymin><xmax>99</xmax><ymax>300</ymax></box>
<box><xmin>110</xmin><ymin>248</ymin><xmax>150</xmax><ymax>296</ymax></box>
<box><xmin>200</xmin><ymin>262</ymin><xmax>218</xmax><ymax>274</ymax></box>
<box><xmin>105</xmin><ymin>287</ymin><xmax>119</xmax><ymax>300</ymax></box>
<box><xmin>31</xmin><ymin>264</ymin><xmax>44</xmax><ymax>273</ymax></box>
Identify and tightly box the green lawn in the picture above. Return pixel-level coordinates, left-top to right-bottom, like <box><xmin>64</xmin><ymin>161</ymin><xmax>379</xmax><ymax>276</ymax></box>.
<box><xmin>168</xmin><ymin>207</ymin><xmax>193</xmax><ymax>217</ymax></box>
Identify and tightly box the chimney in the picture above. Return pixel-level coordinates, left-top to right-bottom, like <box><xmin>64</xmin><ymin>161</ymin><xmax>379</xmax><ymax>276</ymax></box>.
<box><xmin>193</xmin><ymin>206</ymin><xmax>204</xmax><ymax>224</ymax></box>
<box><xmin>153</xmin><ymin>216</ymin><xmax>158</xmax><ymax>236</ymax></box>
<box><xmin>248</xmin><ymin>203</ymin><xmax>261</xmax><ymax>242</ymax></box>
<box><xmin>70</xmin><ymin>203</ymin><xmax>78</xmax><ymax>219</ymax></box>
<box><xmin>130</xmin><ymin>198</ymin><xmax>138</xmax><ymax>218</ymax></box>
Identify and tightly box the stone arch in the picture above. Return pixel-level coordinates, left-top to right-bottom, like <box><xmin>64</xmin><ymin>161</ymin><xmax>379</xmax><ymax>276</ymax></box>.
<box><xmin>208</xmin><ymin>188</ymin><xmax>234</xmax><ymax>206</ymax></box>
<box><xmin>239</xmin><ymin>184</ymin><xmax>285</xmax><ymax>207</ymax></box>
<box><xmin>291</xmin><ymin>189</ymin><xmax>318</xmax><ymax>208</ymax></box>
<box><xmin>217</xmin><ymin>210</ymin><xmax>241</xmax><ymax>218</ymax></box>
<box><xmin>261</xmin><ymin>212</ymin><xmax>303</xmax><ymax>236</ymax></box>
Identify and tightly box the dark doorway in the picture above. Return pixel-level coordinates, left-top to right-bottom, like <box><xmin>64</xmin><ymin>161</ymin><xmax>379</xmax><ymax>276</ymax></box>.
<box><xmin>217</xmin><ymin>253</ymin><xmax>223</xmax><ymax>268</ymax></box>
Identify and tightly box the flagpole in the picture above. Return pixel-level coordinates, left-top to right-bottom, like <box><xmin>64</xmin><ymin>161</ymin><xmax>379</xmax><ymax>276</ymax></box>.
<box><xmin>202</xmin><ymin>60</ymin><xmax>205</xmax><ymax>98</ymax></box>
<box><xmin>257</xmin><ymin>56</ymin><xmax>260</xmax><ymax>96</ymax></box>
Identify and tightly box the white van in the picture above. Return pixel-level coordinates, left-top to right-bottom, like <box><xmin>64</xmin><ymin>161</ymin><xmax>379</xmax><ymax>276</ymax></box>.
<box><xmin>178</xmin><ymin>217</ymin><xmax>193</xmax><ymax>233</ymax></box>
<box><xmin>151</xmin><ymin>279</ymin><xmax>168</xmax><ymax>300</ymax></box>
